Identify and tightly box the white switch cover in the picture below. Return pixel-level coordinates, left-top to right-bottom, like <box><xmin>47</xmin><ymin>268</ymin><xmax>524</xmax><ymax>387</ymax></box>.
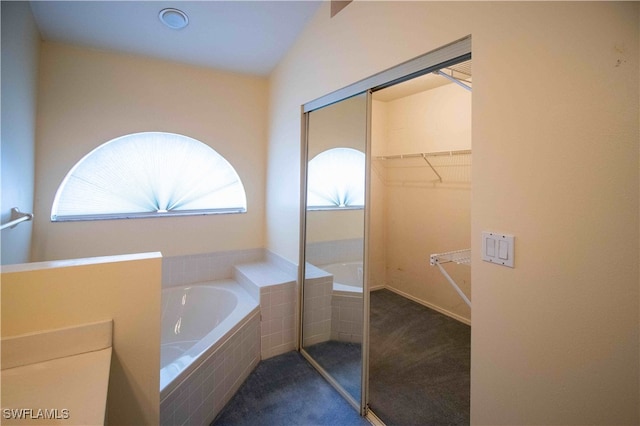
<box><xmin>498</xmin><ymin>240</ymin><xmax>508</xmax><ymax>259</ymax></box>
<box><xmin>482</xmin><ymin>232</ymin><xmax>515</xmax><ymax>268</ymax></box>
<box><xmin>486</xmin><ymin>238</ymin><xmax>496</xmax><ymax>257</ymax></box>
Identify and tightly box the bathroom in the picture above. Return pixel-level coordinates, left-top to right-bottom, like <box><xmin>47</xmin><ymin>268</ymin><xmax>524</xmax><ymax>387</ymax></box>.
<box><xmin>2</xmin><ymin>1</ymin><xmax>639</xmax><ymax>426</ymax></box>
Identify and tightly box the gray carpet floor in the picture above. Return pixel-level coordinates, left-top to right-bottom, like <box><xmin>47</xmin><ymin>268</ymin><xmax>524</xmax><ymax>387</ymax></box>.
<box><xmin>212</xmin><ymin>290</ymin><xmax>469</xmax><ymax>426</ymax></box>
<box><xmin>369</xmin><ymin>289</ymin><xmax>471</xmax><ymax>425</ymax></box>
<box><xmin>211</xmin><ymin>351</ymin><xmax>369</xmax><ymax>426</ymax></box>
<box><xmin>305</xmin><ymin>340</ymin><xmax>362</xmax><ymax>401</ymax></box>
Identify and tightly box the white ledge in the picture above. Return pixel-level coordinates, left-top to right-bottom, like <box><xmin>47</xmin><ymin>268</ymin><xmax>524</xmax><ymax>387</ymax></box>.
<box><xmin>1</xmin><ymin>320</ymin><xmax>114</xmax><ymax>425</ymax></box>
<box><xmin>2</xmin><ymin>320</ymin><xmax>112</xmax><ymax>370</ymax></box>
<box><xmin>0</xmin><ymin>251</ymin><xmax>162</xmax><ymax>273</ymax></box>
<box><xmin>2</xmin><ymin>348</ymin><xmax>112</xmax><ymax>425</ymax></box>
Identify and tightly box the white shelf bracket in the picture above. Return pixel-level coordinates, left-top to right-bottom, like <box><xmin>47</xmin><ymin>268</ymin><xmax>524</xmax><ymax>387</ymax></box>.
<box><xmin>421</xmin><ymin>154</ymin><xmax>443</xmax><ymax>183</ymax></box>
<box><xmin>430</xmin><ymin>249</ymin><xmax>471</xmax><ymax>308</ymax></box>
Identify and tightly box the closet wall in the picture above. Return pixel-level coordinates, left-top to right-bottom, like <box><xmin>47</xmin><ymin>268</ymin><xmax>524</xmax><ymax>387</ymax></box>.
<box><xmin>371</xmin><ymin>82</ymin><xmax>472</xmax><ymax>322</ymax></box>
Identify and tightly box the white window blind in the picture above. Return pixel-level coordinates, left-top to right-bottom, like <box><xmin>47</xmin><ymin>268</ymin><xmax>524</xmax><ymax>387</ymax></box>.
<box><xmin>51</xmin><ymin>132</ymin><xmax>247</xmax><ymax>221</ymax></box>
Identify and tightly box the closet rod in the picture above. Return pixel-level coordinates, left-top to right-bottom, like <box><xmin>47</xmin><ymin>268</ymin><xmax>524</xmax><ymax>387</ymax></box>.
<box><xmin>374</xmin><ymin>149</ymin><xmax>471</xmax><ymax>160</ymax></box>
<box><xmin>433</xmin><ymin>70</ymin><xmax>472</xmax><ymax>92</ymax></box>
<box><xmin>1</xmin><ymin>208</ymin><xmax>34</xmax><ymax>231</ymax></box>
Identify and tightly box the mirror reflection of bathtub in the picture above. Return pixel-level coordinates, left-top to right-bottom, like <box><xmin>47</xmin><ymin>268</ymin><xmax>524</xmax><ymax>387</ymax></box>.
<box><xmin>319</xmin><ymin>261</ymin><xmax>363</xmax><ymax>294</ymax></box>
<box><xmin>302</xmin><ymin>257</ymin><xmax>364</xmax><ymax>401</ymax></box>
<box><xmin>318</xmin><ymin>261</ymin><xmax>364</xmax><ymax>345</ymax></box>
<box><xmin>301</xmin><ymin>93</ymin><xmax>367</xmax><ymax>409</ymax></box>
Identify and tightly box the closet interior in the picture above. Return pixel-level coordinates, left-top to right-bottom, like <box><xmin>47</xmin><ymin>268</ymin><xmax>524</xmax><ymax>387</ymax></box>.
<box><xmin>367</xmin><ymin>59</ymin><xmax>472</xmax><ymax>424</ymax></box>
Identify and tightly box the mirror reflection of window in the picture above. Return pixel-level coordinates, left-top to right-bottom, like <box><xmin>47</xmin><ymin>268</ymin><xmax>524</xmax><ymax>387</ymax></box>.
<box><xmin>307</xmin><ymin>147</ymin><xmax>365</xmax><ymax>209</ymax></box>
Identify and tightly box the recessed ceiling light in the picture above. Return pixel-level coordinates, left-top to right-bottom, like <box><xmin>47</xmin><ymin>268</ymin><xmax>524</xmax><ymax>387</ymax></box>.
<box><xmin>159</xmin><ymin>8</ymin><xmax>189</xmax><ymax>30</ymax></box>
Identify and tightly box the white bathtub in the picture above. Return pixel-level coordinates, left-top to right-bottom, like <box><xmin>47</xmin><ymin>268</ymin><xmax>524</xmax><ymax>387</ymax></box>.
<box><xmin>160</xmin><ymin>280</ymin><xmax>259</xmax><ymax>399</ymax></box>
<box><xmin>320</xmin><ymin>261</ymin><xmax>363</xmax><ymax>294</ymax></box>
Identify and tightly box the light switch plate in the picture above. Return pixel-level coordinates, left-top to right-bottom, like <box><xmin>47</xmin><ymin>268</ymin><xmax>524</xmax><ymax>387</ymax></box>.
<box><xmin>482</xmin><ymin>231</ymin><xmax>514</xmax><ymax>268</ymax></box>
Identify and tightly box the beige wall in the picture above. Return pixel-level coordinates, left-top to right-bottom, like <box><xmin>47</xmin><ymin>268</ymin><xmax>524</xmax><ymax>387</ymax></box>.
<box><xmin>267</xmin><ymin>2</ymin><xmax>639</xmax><ymax>424</ymax></box>
<box><xmin>32</xmin><ymin>42</ymin><xmax>268</xmax><ymax>261</ymax></box>
<box><xmin>1</xmin><ymin>2</ymin><xmax>40</xmax><ymax>265</ymax></box>
<box><xmin>368</xmin><ymin>100</ymin><xmax>388</xmax><ymax>290</ymax></box>
<box><xmin>376</xmin><ymin>83</ymin><xmax>471</xmax><ymax>156</ymax></box>
<box><xmin>372</xmin><ymin>82</ymin><xmax>472</xmax><ymax>322</ymax></box>
<box><xmin>1</xmin><ymin>253</ymin><xmax>162</xmax><ymax>425</ymax></box>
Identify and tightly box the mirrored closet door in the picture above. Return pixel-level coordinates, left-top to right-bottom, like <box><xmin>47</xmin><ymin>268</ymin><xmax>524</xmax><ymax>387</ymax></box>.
<box><xmin>299</xmin><ymin>93</ymin><xmax>368</xmax><ymax>409</ymax></box>
<box><xmin>299</xmin><ymin>36</ymin><xmax>472</xmax><ymax>421</ymax></box>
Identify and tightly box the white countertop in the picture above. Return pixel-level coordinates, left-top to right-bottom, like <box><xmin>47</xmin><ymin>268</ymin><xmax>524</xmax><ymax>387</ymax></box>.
<box><xmin>1</xmin><ymin>347</ymin><xmax>112</xmax><ymax>425</ymax></box>
<box><xmin>1</xmin><ymin>321</ymin><xmax>113</xmax><ymax>426</ymax></box>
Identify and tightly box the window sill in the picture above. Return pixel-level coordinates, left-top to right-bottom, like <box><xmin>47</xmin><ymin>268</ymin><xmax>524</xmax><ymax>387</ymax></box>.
<box><xmin>51</xmin><ymin>208</ymin><xmax>247</xmax><ymax>222</ymax></box>
<box><xmin>306</xmin><ymin>206</ymin><xmax>364</xmax><ymax>212</ymax></box>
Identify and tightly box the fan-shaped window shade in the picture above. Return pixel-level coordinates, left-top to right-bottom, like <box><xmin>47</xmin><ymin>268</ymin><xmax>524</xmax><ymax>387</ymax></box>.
<box><xmin>307</xmin><ymin>148</ymin><xmax>365</xmax><ymax>210</ymax></box>
<box><xmin>51</xmin><ymin>132</ymin><xmax>247</xmax><ymax>221</ymax></box>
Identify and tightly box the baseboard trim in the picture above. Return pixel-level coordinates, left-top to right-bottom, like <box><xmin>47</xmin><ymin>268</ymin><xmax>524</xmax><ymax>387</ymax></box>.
<box><xmin>382</xmin><ymin>286</ymin><xmax>471</xmax><ymax>326</ymax></box>
<box><xmin>369</xmin><ymin>284</ymin><xmax>385</xmax><ymax>292</ymax></box>
<box><xmin>365</xmin><ymin>407</ymin><xmax>386</xmax><ymax>426</ymax></box>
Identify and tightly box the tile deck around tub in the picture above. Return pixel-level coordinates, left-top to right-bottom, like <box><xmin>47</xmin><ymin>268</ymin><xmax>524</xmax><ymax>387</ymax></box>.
<box><xmin>234</xmin><ymin>261</ymin><xmax>297</xmax><ymax>359</ymax></box>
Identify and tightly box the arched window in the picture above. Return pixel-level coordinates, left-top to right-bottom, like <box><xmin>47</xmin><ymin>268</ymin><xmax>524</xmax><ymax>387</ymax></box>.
<box><xmin>307</xmin><ymin>147</ymin><xmax>365</xmax><ymax>209</ymax></box>
<box><xmin>51</xmin><ymin>132</ymin><xmax>247</xmax><ymax>221</ymax></box>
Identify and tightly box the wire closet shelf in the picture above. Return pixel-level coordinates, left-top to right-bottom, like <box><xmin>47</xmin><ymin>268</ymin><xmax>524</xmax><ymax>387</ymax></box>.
<box><xmin>430</xmin><ymin>249</ymin><xmax>471</xmax><ymax>266</ymax></box>
<box><xmin>373</xmin><ymin>149</ymin><xmax>471</xmax><ymax>184</ymax></box>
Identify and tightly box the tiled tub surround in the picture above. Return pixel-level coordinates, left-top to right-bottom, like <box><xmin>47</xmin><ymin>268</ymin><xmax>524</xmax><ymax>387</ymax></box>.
<box><xmin>305</xmin><ymin>240</ymin><xmax>365</xmax><ymax>343</ymax></box>
<box><xmin>303</xmin><ymin>264</ymin><xmax>334</xmax><ymax>347</ymax></box>
<box><xmin>319</xmin><ymin>261</ymin><xmax>364</xmax><ymax>343</ymax></box>
<box><xmin>234</xmin><ymin>261</ymin><xmax>297</xmax><ymax>359</ymax></box>
<box><xmin>162</xmin><ymin>248</ymin><xmax>264</xmax><ymax>289</ymax></box>
<box><xmin>160</xmin><ymin>282</ymin><xmax>259</xmax><ymax>396</ymax></box>
<box><xmin>160</xmin><ymin>311</ymin><xmax>260</xmax><ymax>426</ymax></box>
<box><xmin>163</xmin><ymin>249</ymin><xmax>298</xmax><ymax>360</ymax></box>
<box><xmin>160</xmin><ymin>249</ymin><xmax>298</xmax><ymax>425</ymax></box>
<box><xmin>303</xmin><ymin>273</ymin><xmax>364</xmax><ymax>345</ymax></box>
<box><xmin>305</xmin><ymin>238</ymin><xmax>363</xmax><ymax>266</ymax></box>
<box><xmin>331</xmin><ymin>292</ymin><xmax>364</xmax><ymax>343</ymax></box>
<box><xmin>304</xmin><ymin>256</ymin><xmax>365</xmax><ymax>345</ymax></box>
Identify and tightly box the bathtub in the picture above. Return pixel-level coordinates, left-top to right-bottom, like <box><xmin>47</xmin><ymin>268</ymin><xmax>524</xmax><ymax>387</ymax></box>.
<box><xmin>160</xmin><ymin>280</ymin><xmax>260</xmax><ymax>425</ymax></box>
<box><xmin>320</xmin><ymin>261</ymin><xmax>363</xmax><ymax>294</ymax></box>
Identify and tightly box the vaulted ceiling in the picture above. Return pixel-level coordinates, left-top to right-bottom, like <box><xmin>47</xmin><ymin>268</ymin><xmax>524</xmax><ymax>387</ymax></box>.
<box><xmin>29</xmin><ymin>1</ymin><xmax>323</xmax><ymax>76</ymax></box>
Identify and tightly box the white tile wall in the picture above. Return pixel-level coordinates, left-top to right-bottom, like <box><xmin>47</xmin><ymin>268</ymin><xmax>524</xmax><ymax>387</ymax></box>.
<box><xmin>302</xmin><ymin>275</ymin><xmax>333</xmax><ymax>346</ymax></box>
<box><xmin>331</xmin><ymin>293</ymin><xmax>364</xmax><ymax>343</ymax></box>
<box><xmin>266</xmin><ymin>250</ymin><xmax>299</xmax><ymax>277</ymax></box>
<box><xmin>160</xmin><ymin>312</ymin><xmax>260</xmax><ymax>426</ymax></box>
<box><xmin>305</xmin><ymin>238</ymin><xmax>364</xmax><ymax>266</ymax></box>
<box><xmin>259</xmin><ymin>282</ymin><xmax>297</xmax><ymax>358</ymax></box>
<box><xmin>162</xmin><ymin>248</ymin><xmax>264</xmax><ymax>288</ymax></box>
<box><xmin>304</xmin><ymin>261</ymin><xmax>364</xmax><ymax>345</ymax></box>
<box><xmin>233</xmin><ymin>260</ymin><xmax>298</xmax><ymax>359</ymax></box>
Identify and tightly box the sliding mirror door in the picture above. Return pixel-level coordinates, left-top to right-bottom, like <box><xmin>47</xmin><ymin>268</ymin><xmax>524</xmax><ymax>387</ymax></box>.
<box><xmin>300</xmin><ymin>92</ymin><xmax>368</xmax><ymax>408</ymax></box>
